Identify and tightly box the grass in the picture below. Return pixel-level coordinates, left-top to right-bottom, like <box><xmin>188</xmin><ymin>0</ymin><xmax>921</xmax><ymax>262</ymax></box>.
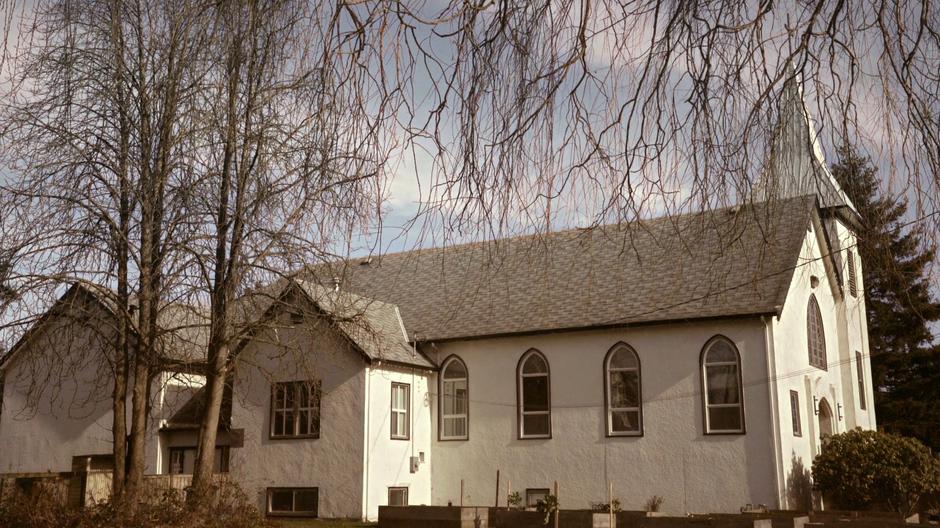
<box><xmin>270</xmin><ymin>519</ymin><xmax>376</xmax><ymax>528</ymax></box>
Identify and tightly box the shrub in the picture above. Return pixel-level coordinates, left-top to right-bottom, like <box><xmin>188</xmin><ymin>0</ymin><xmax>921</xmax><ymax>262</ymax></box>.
<box><xmin>812</xmin><ymin>428</ymin><xmax>940</xmax><ymax>515</ymax></box>
<box><xmin>644</xmin><ymin>495</ymin><xmax>664</xmax><ymax>513</ymax></box>
<box><xmin>590</xmin><ymin>499</ymin><xmax>621</xmax><ymax>513</ymax></box>
<box><xmin>535</xmin><ymin>494</ymin><xmax>559</xmax><ymax>525</ymax></box>
<box><xmin>507</xmin><ymin>491</ymin><xmax>522</xmax><ymax>508</ymax></box>
<box><xmin>0</xmin><ymin>480</ymin><xmax>271</xmax><ymax>528</ymax></box>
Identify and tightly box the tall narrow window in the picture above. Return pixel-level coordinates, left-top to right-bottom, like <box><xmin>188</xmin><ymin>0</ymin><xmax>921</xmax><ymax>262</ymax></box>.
<box><xmin>605</xmin><ymin>343</ymin><xmax>642</xmax><ymax>436</ymax></box>
<box><xmin>0</xmin><ymin>376</ymin><xmax>5</xmax><ymax>424</ymax></box>
<box><xmin>270</xmin><ymin>380</ymin><xmax>321</xmax><ymax>439</ymax></box>
<box><xmin>847</xmin><ymin>251</ymin><xmax>858</xmax><ymax>298</ymax></box>
<box><xmin>518</xmin><ymin>349</ymin><xmax>551</xmax><ymax>439</ymax></box>
<box><xmin>856</xmin><ymin>351</ymin><xmax>867</xmax><ymax>410</ymax></box>
<box><xmin>391</xmin><ymin>382</ymin><xmax>411</xmax><ymax>440</ymax></box>
<box><xmin>440</xmin><ymin>356</ymin><xmax>469</xmax><ymax>440</ymax></box>
<box><xmin>807</xmin><ymin>295</ymin><xmax>827</xmax><ymax>369</ymax></box>
<box><xmin>701</xmin><ymin>337</ymin><xmax>745</xmax><ymax>434</ymax></box>
<box><xmin>790</xmin><ymin>390</ymin><xmax>802</xmax><ymax>437</ymax></box>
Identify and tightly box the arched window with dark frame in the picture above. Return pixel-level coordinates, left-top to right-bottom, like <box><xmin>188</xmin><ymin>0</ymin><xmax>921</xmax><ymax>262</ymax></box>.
<box><xmin>701</xmin><ymin>336</ymin><xmax>745</xmax><ymax>434</ymax></box>
<box><xmin>517</xmin><ymin>349</ymin><xmax>551</xmax><ymax>439</ymax></box>
<box><xmin>440</xmin><ymin>355</ymin><xmax>469</xmax><ymax>440</ymax></box>
<box><xmin>807</xmin><ymin>295</ymin><xmax>827</xmax><ymax>370</ymax></box>
<box><xmin>604</xmin><ymin>343</ymin><xmax>642</xmax><ymax>436</ymax></box>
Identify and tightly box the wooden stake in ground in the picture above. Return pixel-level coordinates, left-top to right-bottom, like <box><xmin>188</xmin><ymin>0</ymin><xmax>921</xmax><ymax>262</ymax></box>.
<box><xmin>554</xmin><ymin>481</ymin><xmax>559</xmax><ymax>528</ymax></box>
<box><xmin>495</xmin><ymin>469</ymin><xmax>500</xmax><ymax>507</ymax></box>
<box><xmin>608</xmin><ymin>481</ymin><xmax>614</xmax><ymax>528</ymax></box>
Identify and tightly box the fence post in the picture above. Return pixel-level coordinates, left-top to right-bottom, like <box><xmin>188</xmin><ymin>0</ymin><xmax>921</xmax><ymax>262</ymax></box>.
<box><xmin>554</xmin><ymin>481</ymin><xmax>559</xmax><ymax>528</ymax></box>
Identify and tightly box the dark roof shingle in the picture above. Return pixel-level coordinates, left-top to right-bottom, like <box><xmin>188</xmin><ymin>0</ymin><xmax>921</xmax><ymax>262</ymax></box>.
<box><xmin>313</xmin><ymin>196</ymin><xmax>816</xmax><ymax>342</ymax></box>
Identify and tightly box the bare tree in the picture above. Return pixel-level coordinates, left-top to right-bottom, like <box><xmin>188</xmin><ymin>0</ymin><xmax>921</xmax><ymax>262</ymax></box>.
<box><xmin>0</xmin><ymin>0</ymin><xmax>210</xmax><ymax>506</ymax></box>
<box><xmin>186</xmin><ymin>0</ymin><xmax>386</xmax><ymax>495</ymax></box>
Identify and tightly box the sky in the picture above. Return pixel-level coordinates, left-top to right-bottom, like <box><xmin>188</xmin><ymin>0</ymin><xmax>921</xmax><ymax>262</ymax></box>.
<box><xmin>0</xmin><ymin>0</ymin><xmax>937</xmax><ymax>341</ymax></box>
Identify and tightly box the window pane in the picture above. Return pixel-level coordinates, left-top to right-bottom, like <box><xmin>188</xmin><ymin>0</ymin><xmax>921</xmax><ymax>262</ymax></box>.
<box><xmin>609</xmin><ymin>371</ymin><xmax>639</xmax><ymax>407</ymax></box>
<box><xmin>443</xmin><ymin>416</ymin><xmax>467</xmax><ymax>438</ymax></box>
<box><xmin>443</xmin><ymin>359</ymin><xmax>467</xmax><ymax>379</ymax></box>
<box><xmin>526</xmin><ymin>489</ymin><xmax>549</xmax><ymax>508</ymax></box>
<box><xmin>273</xmin><ymin>411</ymin><xmax>285</xmax><ymax>436</ymax></box>
<box><xmin>706</xmin><ymin>365</ymin><xmax>739</xmax><ymax>404</ymax></box>
<box><xmin>609</xmin><ymin>348</ymin><xmax>638</xmax><ymax>369</ymax></box>
<box><xmin>611</xmin><ymin>410</ymin><xmax>640</xmax><ymax>433</ymax></box>
<box><xmin>522</xmin><ymin>376</ymin><xmax>549</xmax><ymax>411</ymax></box>
<box><xmin>295</xmin><ymin>490</ymin><xmax>318</xmax><ymax>513</ymax></box>
<box><xmin>285</xmin><ymin>383</ymin><xmax>295</xmax><ymax>408</ymax></box>
<box><xmin>522</xmin><ymin>354</ymin><xmax>547</xmax><ymax>374</ymax></box>
<box><xmin>705</xmin><ymin>341</ymin><xmax>736</xmax><ymax>363</ymax></box>
<box><xmin>454</xmin><ymin>382</ymin><xmax>467</xmax><ymax>413</ymax></box>
<box><xmin>284</xmin><ymin>411</ymin><xmax>295</xmax><ymax>435</ymax></box>
<box><xmin>708</xmin><ymin>406</ymin><xmax>742</xmax><ymax>431</ymax></box>
<box><xmin>523</xmin><ymin>413</ymin><xmax>550</xmax><ymax>436</ymax></box>
<box><xmin>270</xmin><ymin>490</ymin><xmax>293</xmax><ymax>512</ymax></box>
<box><xmin>790</xmin><ymin>390</ymin><xmax>801</xmax><ymax>436</ymax></box>
<box><xmin>299</xmin><ymin>409</ymin><xmax>309</xmax><ymax>435</ymax></box>
<box><xmin>389</xmin><ymin>488</ymin><xmax>408</xmax><ymax>506</ymax></box>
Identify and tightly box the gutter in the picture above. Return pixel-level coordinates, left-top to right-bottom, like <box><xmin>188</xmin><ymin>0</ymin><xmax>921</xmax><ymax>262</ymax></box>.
<box><xmin>762</xmin><ymin>315</ymin><xmax>786</xmax><ymax>509</ymax></box>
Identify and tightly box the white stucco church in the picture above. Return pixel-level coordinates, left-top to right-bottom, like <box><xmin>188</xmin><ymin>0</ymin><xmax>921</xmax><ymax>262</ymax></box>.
<box><xmin>0</xmin><ymin>79</ymin><xmax>875</xmax><ymax>520</ymax></box>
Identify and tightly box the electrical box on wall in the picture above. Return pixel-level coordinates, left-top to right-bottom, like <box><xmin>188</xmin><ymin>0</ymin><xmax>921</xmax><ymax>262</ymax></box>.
<box><xmin>409</xmin><ymin>456</ymin><xmax>420</xmax><ymax>473</ymax></box>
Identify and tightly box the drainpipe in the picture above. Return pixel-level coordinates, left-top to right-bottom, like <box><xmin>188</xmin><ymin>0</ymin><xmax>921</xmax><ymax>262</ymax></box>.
<box><xmin>762</xmin><ymin>316</ymin><xmax>785</xmax><ymax>509</ymax></box>
<box><xmin>362</xmin><ymin>364</ymin><xmax>372</xmax><ymax>520</ymax></box>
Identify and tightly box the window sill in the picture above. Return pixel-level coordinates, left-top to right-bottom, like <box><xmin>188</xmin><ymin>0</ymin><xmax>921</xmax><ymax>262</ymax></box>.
<box><xmin>607</xmin><ymin>431</ymin><xmax>643</xmax><ymax>438</ymax></box>
<box><xmin>268</xmin><ymin>434</ymin><xmax>321</xmax><ymax>441</ymax></box>
<box><xmin>390</xmin><ymin>436</ymin><xmax>410</xmax><ymax>441</ymax></box>
<box><xmin>439</xmin><ymin>436</ymin><xmax>469</xmax><ymax>442</ymax></box>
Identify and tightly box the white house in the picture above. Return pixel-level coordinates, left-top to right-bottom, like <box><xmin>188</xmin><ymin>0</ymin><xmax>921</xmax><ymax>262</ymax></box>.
<box><xmin>0</xmin><ymin>79</ymin><xmax>875</xmax><ymax>520</ymax></box>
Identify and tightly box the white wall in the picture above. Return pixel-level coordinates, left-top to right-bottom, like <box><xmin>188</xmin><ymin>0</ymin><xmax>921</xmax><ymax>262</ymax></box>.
<box><xmin>771</xmin><ymin>217</ymin><xmax>876</xmax><ymax>510</ymax></box>
<box><xmin>0</xmin><ymin>298</ymin><xmax>169</xmax><ymax>475</ymax></box>
<box><xmin>361</xmin><ymin>363</ymin><xmax>432</xmax><ymax>520</ymax></box>
<box><xmin>425</xmin><ymin>320</ymin><xmax>776</xmax><ymax>514</ymax></box>
<box><xmin>230</xmin><ymin>310</ymin><xmax>367</xmax><ymax>519</ymax></box>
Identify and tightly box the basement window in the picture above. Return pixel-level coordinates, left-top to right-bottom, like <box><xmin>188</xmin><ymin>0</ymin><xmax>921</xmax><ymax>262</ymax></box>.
<box><xmin>526</xmin><ymin>488</ymin><xmax>551</xmax><ymax>508</ymax></box>
<box><xmin>267</xmin><ymin>488</ymin><xmax>318</xmax><ymax>517</ymax></box>
<box><xmin>388</xmin><ymin>487</ymin><xmax>409</xmax><ymax>506</ymax></box>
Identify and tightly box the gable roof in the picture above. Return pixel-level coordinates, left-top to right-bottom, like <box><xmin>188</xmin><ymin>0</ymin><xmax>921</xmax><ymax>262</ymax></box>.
<box><xmin>293</xmin><ymin>280</ymin><xmax>433</xmax><ymax>369</ymax></box>
<box><xmin>311</xmin><ymin>196</ymin><xmax>818</xmax><ymax>343</ymax></box>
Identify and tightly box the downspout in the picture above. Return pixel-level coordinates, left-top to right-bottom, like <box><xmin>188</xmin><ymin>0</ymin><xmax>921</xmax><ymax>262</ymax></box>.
<box><xmin>362</xmin><ymin>363</ymin><xmax>372</xmax><ymax>520</ymax></box>
<box><xmin>762</xmin><ymin>316</ymin><xmax>786</xmax><ymax>509</ymax></box>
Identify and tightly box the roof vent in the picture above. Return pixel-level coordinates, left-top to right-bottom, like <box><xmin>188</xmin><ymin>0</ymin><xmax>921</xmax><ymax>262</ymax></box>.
<box><xmin>332</xmin><ymin>277</ymin><xmax>341</xmax><ymax>292</ymax></box>
<box><xmin>359</xmin><ymin>257</ymin><xmax>373</xmax><ymax>266</ymax></box>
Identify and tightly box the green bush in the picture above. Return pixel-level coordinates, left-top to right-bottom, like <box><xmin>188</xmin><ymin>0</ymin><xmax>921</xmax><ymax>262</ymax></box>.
<box><xmin>812</xmin><ymin>428</ymin><xmax>940</xmax><ymax>515</ymax></box>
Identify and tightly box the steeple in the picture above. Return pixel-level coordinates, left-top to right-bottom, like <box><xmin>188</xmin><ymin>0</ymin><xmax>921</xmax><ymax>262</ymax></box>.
<box><xmin>756</xmin><ymin>70</ymin><xmax>857</xmax><ymax>214</ymax></box>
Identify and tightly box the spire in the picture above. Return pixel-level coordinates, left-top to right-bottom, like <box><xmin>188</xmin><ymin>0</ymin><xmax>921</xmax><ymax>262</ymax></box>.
<box><xmin>756</xmin><ymin>69</ymin><xmax>856</xmax><ymax>213</ymax></box>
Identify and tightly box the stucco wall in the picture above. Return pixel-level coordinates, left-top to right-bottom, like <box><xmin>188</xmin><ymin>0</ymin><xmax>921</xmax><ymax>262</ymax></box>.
<box><xmin>771</xmin><ymin>217</ymin><xmax>876</xmax><ymax>510</ymax></box>
<box><xmin>362</xmin><ymin>363</ymin><xmax>432</xmax><ymax>520</ymax></box>
<box><xmin>0</xmin><ymin>298</ymin><xmax>175</xmax><ymax>475</ymax></box>
<box><xmin>424</xmin><ymin>320</ymin><xmax>776</xmax><ymax>514</ymax></box>
<box><xmin>229</xmin><ymin>310</ymin><xmax>367</xmax><ymax>519</ymax></box>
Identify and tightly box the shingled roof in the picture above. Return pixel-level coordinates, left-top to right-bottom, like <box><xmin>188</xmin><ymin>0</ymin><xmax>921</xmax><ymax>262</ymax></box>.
<box><xmin>313</xmin><ymin>196</ymin><xmax>818</xmax><ymax>343</ymax></box>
